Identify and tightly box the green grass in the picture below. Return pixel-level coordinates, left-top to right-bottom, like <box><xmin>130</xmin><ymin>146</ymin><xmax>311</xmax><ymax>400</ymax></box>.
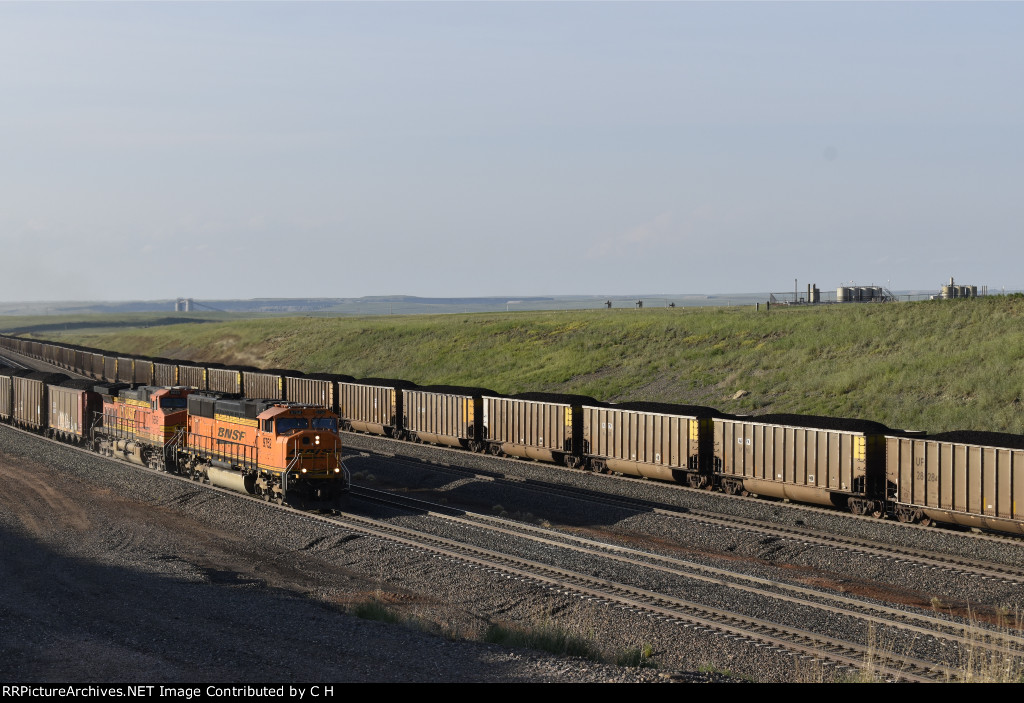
<box><xmin>615</xmin><ymin>643</ymin><xmax>658</xmax><ymax>668</ymax></box>
<box><xmin>483</xmin><ymin>622</ymin><xmax>604</xmax><ymax>661</ymax></box>
<box><xmin>16</xmin><ymin>294</ymin><xmax>1024</xmax><ymax>434</ymax></box>
<box><xmin>351</xmin><ymin>599</ymin><xmax>404</xmax><ymax>625</ymax></box>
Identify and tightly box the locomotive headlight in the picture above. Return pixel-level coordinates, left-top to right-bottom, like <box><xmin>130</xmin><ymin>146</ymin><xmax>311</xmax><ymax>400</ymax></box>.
<box><xmin>315</xmin><ymin>435</ymin><xmax>320</xmax><ymax>445</ymax></box>
<box><xmin>301</xmin><ymin>468</ymin><xmax>307</xmax><ymax>473</ymax></box>
<box><xmin>334</xmin><ymin>468</ymin><xmax>340</xmax><ymax>473</ymax></box>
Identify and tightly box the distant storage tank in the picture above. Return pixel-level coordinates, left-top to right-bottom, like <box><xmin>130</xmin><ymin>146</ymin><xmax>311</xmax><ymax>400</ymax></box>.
<box><xmin>940</xmin><ymin>277</ymin><xmax>978</xmax><ymax>300</ymax></box>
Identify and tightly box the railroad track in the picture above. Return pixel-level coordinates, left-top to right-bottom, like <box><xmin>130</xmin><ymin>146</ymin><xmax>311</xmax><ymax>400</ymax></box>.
<box><xmin>353</xmin><ymin>484</ymin><xmax>1024</xmax><ymax>675</ymax></box>
<box><xmin>343</xmin><ymin>441</ymin><xmax>1024</xmax><ymax>586</ymax></box>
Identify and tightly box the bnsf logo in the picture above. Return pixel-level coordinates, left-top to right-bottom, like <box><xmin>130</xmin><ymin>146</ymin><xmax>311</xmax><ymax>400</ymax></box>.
<box><xmin>217</xmin><ymin>427</ymin><xmax>246</xmax><ymax>441</ymax></box>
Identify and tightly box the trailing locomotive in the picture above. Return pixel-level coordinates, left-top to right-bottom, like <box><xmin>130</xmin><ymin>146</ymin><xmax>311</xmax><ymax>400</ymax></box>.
<box><xmin>2</xmin><ymin>335</ymin><xmax>1022</xmax><ymax>535</ymax></box>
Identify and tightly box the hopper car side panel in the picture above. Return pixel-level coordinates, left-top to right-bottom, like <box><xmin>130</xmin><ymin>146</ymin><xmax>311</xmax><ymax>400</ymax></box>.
<box><xmin>582</xmin><ymin>405</ymin><xmax>709</xmax><ymax>484</ymax></box>
<box><xmin>483</xmin><ymin>396</ymin><xmax>576</xmax><ymax>465</ymax></box>
<box><xmin>887</xmin><ymin>436</ymin><xmax>1024</xmax><ymax>535</ymax></box>
<box><xmin>103</xmin><ymin>356</ymin><xmax>118</xmax><ymax>383</ymax></box>
<box><xmin>206</xmin><ymin>368</ymin><xmax>243</xmax><ymax>395</ymax></box>
<box><xmin>133</xmin><ymin>359</ymin><xmax>155</xmax><ymax>385</ymax></box>
<box><xmin>116</xmin><ymin>357</ymin><xmax>135</xmax><ymax>383</ymax></box>
<box><xmin>714</xmin><ymin>418</ymin><xmax>885</xmax><ymax>513</ymax></box>
<box><xmin>403</xmin><ymin>389</ymin><xmax>484</xmax><ymax>450</ymax></box>
<box><xmin>339</xmin><ymin>382</ymin><xmax>399</xmax><ymax>436</ymax></box>
<box><xmin>285</xmin><ymin>377</ymin><xmax>336</xmax><ymax>412</ymax></box>
<box><xmin>47</xmin><ymin>385</ymin><xmax>102</xmax><ymax>441</ymax></box>
<box><xmin>154</xmin><ymin>362</ymin><xmax>178</xmax><ymax>386</ymax></box>
<box><xmin>12</xmin><ymin>377</ymin><xmax>47</xmax><ymax>430</ymax></box>
<box><xmin>177</xmin><ymin>365</ymin><xmax>207</xmax><ymax>390</ymax></box>
<box><xmin>0</xmin><ymin>375</ymin><xmax>12</xmax><ymax>421</ymax></box>
<box><xmin>242</xmin><ymin>371</ymin><xmax>285</xmax><ymax>401</ymax></box>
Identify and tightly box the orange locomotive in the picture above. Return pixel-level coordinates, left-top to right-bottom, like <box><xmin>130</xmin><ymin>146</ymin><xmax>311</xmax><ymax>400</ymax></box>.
<box><xmin>182</xmin><ymin>393</ymin><xmax>348</xmax><ymax>507</ymax></box>
<box><xmin>93</xmin><ymin>384</ymin><xmax>192</xmax><ymax>469</ymax></box>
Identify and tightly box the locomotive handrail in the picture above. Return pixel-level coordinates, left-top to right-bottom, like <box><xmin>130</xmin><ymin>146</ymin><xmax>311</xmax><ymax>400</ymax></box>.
<box><xmin>337</xmin><ymin>453</ymin><xmax>350</xmax><ymax>488</ymax></box>
<box><xmin>187</xmin><ymin>431</ymin><xmax>257</xmax><ymax>470</ymax></box>
<box><xmin>281</xmin><ymin>453</ymin><xmax>303</xmax><ymax>500</ymax></box>
<box><xmin>163</xmin><ymin>426</ymin><xmax>187</xmax><ymax>465</ymax></box>
<box><xmin>96</xmin><ymin>411</ymin><xmax>143</xmax><ymax>440</ymax></box>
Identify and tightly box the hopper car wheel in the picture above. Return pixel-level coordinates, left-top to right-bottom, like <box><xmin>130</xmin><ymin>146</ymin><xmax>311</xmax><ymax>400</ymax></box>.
<box><xmin>895</xmin><ymin>506</ymin><xmax>923</xmax><ymax>524</ymax></box>
<box><xmin>488</xmin><ymin>444</ymin><xmax>502</xmax><ymax>456</ymax></box>
<box><xmin>723</xmin><ymin>479</ymin><xmax>745</xmax><ymax>496</ymax></box>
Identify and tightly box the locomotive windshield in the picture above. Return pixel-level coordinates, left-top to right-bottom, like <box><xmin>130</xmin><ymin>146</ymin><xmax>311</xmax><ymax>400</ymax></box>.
<box><xmin>159</xmin><ymin>397</ymin><xmax>188</xmax><ymax>409</ymax></box>
<box><xmin>276</xmin><ymin>417</ymin><xmax>310</xmax><ymax>433</ymax></box>
<box><xmin>312</xmin><ymin>417</ymin><xmax>339</xmax><ymax>432</ymax></box>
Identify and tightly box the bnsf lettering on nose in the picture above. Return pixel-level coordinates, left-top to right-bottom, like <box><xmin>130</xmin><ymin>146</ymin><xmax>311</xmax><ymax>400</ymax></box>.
<box><xmin>217</xmin><ymin>427</ymin><xmax>246</xmax><ymax>441</ymax></box>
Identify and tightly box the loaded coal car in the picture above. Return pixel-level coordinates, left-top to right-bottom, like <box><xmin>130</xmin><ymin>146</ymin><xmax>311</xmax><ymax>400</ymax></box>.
<box><xmin>115</xmin><ymin>356</ymin><xmax>137</xmax><ymax>383</ymax></box>
<box><xmin>0</xmin><ymin>368</ymin><xmax>12</xmax><ymax>422</ymax></box>
<box><xmin>66</xmin><ymin>346</ymin><xmax>89</xmax><ymax>375</ymax></box>
<box><xmin>887</xmin><ymin>430</ymin><xmax>1024</xmax><ymax>535</ymax></box>
<box><xmin>0</xmin><ymin>366</ymin><xmax>32</xmax><ymax>422</ymax></box>
<box><xmin>103</xmin><ymin>355</ymin><xmax>120</xmax><ymax>383</ymax></box>
<box><xmin>176</xmin><ymin>362</ymin><xmax>208</xmax><ymax>390</ymax></box>
<box><xmin>152</xmin><ymin>358</ymin><xmax>179</xmax><ymax>386</ymax></box>
<box><xmin>132</xmin><ymin>358</ymin><xmax>155</xmax><ymax>385</ymax></box>
<box><xmin>183</xmin><ymin>393</ymin><xmax>348</xmax><ymax>507</ymax></box>
<box><xmin>583</xmin><ymin>401</ymin><xmax>724</xmax><ymax>486</ymax></box>
<box><xmin>93</xmin><ymin>384</ymin><xmax>192</xmax><ymax>469</ymax></box>
<box><xmin>11</xmin><ymin>371</ymin><xmax>70</xmax><ymax>431</ymax></box>
<box><xmin>713</xmin><ymin>413</ymin><xmax>890</xmax><ymax>516</ymax></box>
<box><xmin>241</xmin><ymin>368</ymin><xmax>291</xmax><ymax>401</ymax></box>
<box><xmin>340</xmin><ymin>377</ymin><xmax>416</xmax><ymax>437</ymax></box>
<box><xmin>46</xmin><ymin>379</ymin><xmax>104</xmax><ymax>444</ymax></box>
<box><xmin>84</xmin><ymin>351</ymin><xmax>107</xmax><ymax>380</ymax></box>
<box><xmin>285</xmin><ymin>372</ymin><xmax>353</xmax><ymax>413</ymax></box>
<box><xmin>482</xmin><ymin>392</ymin><xmax>601</xmax><ymax>468</ymax></box>
<box><xmin>205</xmin><ymin>364</ymin><xmax>243</xmax><ymax>394</ymax></box>
<box><xmin>402</xmin><ymin>385</ymin><xmax>495</xmax><ymax>451</ymax></box>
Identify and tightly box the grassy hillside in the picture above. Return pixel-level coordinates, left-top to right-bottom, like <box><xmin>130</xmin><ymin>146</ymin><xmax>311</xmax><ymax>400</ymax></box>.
<box><xmin>23</xmin><ymin>295</ymin><xmax>1024</xmax><ymax>435</ymax></box>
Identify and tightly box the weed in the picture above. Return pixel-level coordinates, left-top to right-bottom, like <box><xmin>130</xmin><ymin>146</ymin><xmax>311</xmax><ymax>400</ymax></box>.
<box><xmin>351</xmin><ymin>599</ymin><xmax>403</xmax><ymax>625</ymax></box>
<box><xmin>616</xmin><ymin>643</ymin><xmax>657</xmax><ymax>668</ymax></box>
<box><xmin>952</xmin><ymin>607</ymin><xmax>1024</xmax><ymax>683</ymax></box>
<box><xmin>483</xmin><ymin>621</ymin><xmax>603</xmax><ymax>662</ymax></box>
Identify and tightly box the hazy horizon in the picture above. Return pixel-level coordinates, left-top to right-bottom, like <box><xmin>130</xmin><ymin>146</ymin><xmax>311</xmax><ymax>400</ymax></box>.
<box><xmin>4</xmin><ymin>3</ymin><xmax>1021</xmax><ymax>300</ymax></box>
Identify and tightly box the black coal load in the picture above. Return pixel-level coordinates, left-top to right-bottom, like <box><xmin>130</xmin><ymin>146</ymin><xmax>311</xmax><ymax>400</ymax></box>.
<box><xmin>749</xmin><ymin>413</ymin><xmax>891</xmax><ymax>434</ymax></box>
<box><xmin>926</xmin><ymin>430</ymin><xmax>1024</xmax><ymax>451</ymax></box>
<box><xmin>509</xmin><ymin>392</ymin><xmax>603</xmax><ymax>406</ymax></box>
<box><xmin>616</xmin><ymin>401</ymin><xmax>730</xmax><ymax>418</ymax></box>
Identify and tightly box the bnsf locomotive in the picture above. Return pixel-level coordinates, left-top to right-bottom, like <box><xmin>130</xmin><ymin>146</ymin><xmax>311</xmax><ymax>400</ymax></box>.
<box><xmin>2</xmin><ymin>334</ymin><xmax>1022</xmax><ymax>535</ymax></box>
<box><xmin>0</xmin><ymin>363</ymin><xmax>348</xmax><ymax>508</ymax></box>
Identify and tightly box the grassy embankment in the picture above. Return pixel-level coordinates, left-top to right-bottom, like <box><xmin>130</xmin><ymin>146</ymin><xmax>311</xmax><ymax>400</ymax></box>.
<box><xmin>17</xmin><ymin>294</ymin><xmax>1024</xmax><ymax>435</ymax></box>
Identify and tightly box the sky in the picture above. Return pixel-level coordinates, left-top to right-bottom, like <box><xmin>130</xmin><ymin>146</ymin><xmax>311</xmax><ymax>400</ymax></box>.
<box><xmin>1</xmin><ymin>1</ymin><xmax>1022</xmax><ymax>301</ymax></box>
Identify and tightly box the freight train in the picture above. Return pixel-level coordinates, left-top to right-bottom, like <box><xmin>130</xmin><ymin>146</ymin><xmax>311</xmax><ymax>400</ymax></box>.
<box><xmin>1</xmin><ymin>334</ymin><xmax>1022</xmax><ymax>535</ymax></box>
